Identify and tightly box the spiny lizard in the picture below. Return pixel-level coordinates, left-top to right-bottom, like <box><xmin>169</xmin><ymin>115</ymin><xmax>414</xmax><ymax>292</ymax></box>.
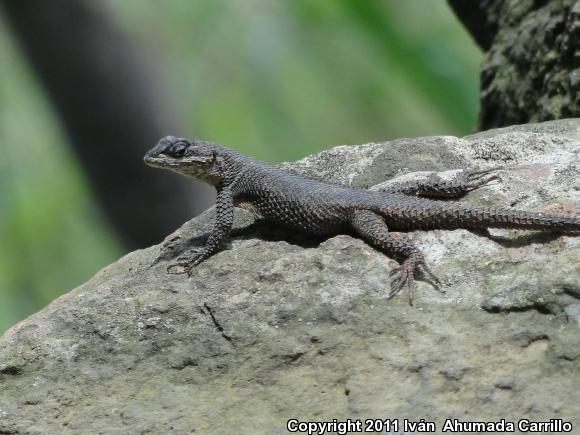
<box><xmin>144</xmin><ymin>136</ymin><xmax>579</xmax><ymax>302</ymax></box>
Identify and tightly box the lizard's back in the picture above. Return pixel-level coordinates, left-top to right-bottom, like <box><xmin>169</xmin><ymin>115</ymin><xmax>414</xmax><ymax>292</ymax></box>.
<box><xmin>230</xmin><ymin>155</ymin><xmax>579</xmax><ymax>234</ymax></box>
<box><xmin>230</xmin><ymin>157</ymin><xmax>404</xmax><ymax>234</ymax></box>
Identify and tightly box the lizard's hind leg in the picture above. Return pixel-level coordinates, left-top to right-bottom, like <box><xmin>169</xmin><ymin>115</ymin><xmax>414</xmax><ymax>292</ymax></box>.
<box><xmin>379</xmin><ymin>167</ymin><xmax>502</xmax><ymax>199</ymax></box>
<box><xmin>350</xmin><ymin>209</ymin><xmax>443</xmax><ymax>304</ymax></box>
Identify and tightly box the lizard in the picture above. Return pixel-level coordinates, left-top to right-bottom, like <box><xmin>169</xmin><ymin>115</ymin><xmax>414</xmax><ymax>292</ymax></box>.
<box><xmin>144</xmin><ymin>136</ymin><xmax>579</xmax><ymax>303</ymax></box>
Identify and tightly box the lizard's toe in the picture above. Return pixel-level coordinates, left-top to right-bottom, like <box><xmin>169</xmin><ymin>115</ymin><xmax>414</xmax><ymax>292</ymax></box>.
<box><xmin>166</xmin><ymin>263</ymin><xmax>191</xmax><ymax>275</ymax></box>
<box><xmin>461</xmin><ymin>167</ymin><xmax>503</xmax><ymax>191</ymax></box>
<box><xmin>416</xmin><ymin>262</ymin><xmax>444</xmax><ymax>294</ymax></box>
<box><xmin>167</xmin><ymin>251</ymin><xmax>206</xmax><ymax>275</ymax></box>
<box><xmin>463</xmin><ymin>166</ymin><xmax>504</xmax><ymax>179</ymax></box>
<box><xmin>387</xmin><ymin>255</ymin><xmax>443</xmax><ymax>304</ymax></box>
<box><xmin>387</xmin><ymin>266</ymin><xmax>414</xmax><ymax>301</ymax></box>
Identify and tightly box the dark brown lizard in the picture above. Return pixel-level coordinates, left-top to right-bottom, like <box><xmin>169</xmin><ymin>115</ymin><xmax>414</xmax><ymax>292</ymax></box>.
<box><xmin>144</xmin><ymin>136</ymin><xmax>579</xmax><ymax>302</ymax></box>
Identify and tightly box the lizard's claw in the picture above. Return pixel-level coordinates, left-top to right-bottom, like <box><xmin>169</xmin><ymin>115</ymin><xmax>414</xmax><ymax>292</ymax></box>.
<box><xmin>416</xmin><ymin>261</ymin><xmax>443</xmax><ymax>293</ymax></box>
<box><xmin>460</xmin><ymin>167</ymin><xmax>503</xmax><ymax>191</ymax></box>
<box><xmin>167</xmin><ymin>251</ymin><xmax>206</xmax><ymax>276</ymax></box>
<box><xmin>166</xmin><ymin>262</ymin><xmax>191</xmax><ymax>275</ymax></box>
<box><xmin>388</xmin><ymin>265</ymin><xmax>414</xmax><ymax>302</ymax></box>
<box><xmin>387</xmin><ymin>255</ymin><xmax>443</xmax><ymax>305</ymax></box>
<box><xmin>463</xmin><ymin>166</ymin><xmax>504</xmax><ymax>178</ymax></box>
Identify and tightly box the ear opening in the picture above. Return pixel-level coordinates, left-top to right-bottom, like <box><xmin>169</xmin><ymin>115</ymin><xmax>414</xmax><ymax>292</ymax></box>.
<box><xmin>209</xmin><ymin>151</ymin><xmax>224</xmax><ymax>174</ymax></box>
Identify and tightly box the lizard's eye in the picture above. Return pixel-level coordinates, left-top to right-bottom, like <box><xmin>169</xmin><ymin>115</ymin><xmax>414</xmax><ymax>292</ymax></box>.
<box><xmin>170</xmin><ymin>143</ymin><xmax>187</xmax><ymax>157</ymax></box>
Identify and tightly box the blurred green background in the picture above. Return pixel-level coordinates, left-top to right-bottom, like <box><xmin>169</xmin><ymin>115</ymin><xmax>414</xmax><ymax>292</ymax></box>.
<box><xmin>0</xmin><ymin>0</ymin><xmax>481</xmax><ymax>334</ymax></box>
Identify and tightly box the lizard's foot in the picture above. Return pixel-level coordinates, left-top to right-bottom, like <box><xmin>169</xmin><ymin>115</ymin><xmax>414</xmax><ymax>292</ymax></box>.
<box><xmin>387</xmin><ymin>253</ymin><xmax>443</xmax><ymax>305</ymax></box>
<box><xmin>458</xmin><ymin>167</ymin><xmax>502</xmax><ymax>192</ymax></box>
<box><xmin>167</xmin><ymin>251</ymin><xmax>207</xmax><ymax>276</ymax></box>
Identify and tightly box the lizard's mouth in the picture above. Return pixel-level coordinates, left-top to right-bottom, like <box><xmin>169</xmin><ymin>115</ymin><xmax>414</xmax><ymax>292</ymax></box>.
<box><xmin>143</xmin><ymin>153</ymin><xmax>165</xmax><ymax>168</ymax></box>
<box><xmin>144</xmin><ymin>153</ymin><xmax>213</xmax><ymax>170</ymax></box>
<box><xmin>143</xmin><ymin>149</ymin><xmax>175</xmax><ymax>168</ymax></box>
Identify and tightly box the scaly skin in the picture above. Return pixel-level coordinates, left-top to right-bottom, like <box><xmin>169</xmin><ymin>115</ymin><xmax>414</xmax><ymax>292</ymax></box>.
<box><xmin>144</xmin><ymin>136</ymin><xmax>579</xmax><ymax>303</ymax></box>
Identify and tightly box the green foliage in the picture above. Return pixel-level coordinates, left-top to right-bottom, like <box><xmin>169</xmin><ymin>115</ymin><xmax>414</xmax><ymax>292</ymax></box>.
<box><xmin>0</xmin><ymin>16</ymin><xmax>120</xmax><ymax>333</ymax></box>
<box><xmin>0</xmin><ymin>0</ymin><xmax>481</xmax><ymax>334</ymax></box>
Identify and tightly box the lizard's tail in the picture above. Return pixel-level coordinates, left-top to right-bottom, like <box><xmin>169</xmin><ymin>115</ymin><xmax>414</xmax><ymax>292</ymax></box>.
<box><xmin>384</xmin><ymin>201</ymin><xmax>580</xmax><ymax>232</ymax></box>
<box><xmin>454</xmin><ymin>206</ymin><xmax>580</xmax><ymax>232</ymax></box>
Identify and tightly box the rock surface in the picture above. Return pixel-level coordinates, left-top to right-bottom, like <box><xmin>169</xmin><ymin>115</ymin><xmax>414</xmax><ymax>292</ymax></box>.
<box><xmin>1</xmin><ymin>120</ymin><xmax>579</xmax><ymax>434</ymax></box>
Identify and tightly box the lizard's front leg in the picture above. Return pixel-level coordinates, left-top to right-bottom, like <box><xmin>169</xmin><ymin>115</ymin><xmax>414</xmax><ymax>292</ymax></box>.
<box><xmin>168</xmin><ymin>187</ymin><xmax>234</xmax><ymax>275</ymax></box>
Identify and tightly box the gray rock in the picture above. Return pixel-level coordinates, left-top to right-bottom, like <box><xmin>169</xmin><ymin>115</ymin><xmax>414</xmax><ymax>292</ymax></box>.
<box><xmin>1</xmin><ymin>120</ymin><xmax>579</xmax><ymax>434</ymax></box>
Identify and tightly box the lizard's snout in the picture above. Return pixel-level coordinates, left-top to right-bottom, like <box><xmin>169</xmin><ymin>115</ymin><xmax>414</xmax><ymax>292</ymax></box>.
<box><xmin>143</xmin><ymin>147</ymin><xmax>157</xmax><ymax>162</ymax></box>
<box><xmin>144</xmin><ymin>144</ymin><xmax>165</xmax><ymax>167</ymax></box>
<box><xmin>144</xmin><ymin>136</ymin><xmax>178</xmax><ymax>165</ymax></box>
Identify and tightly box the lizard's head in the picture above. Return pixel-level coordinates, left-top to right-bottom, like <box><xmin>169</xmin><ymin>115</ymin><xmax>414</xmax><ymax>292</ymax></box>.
<box><xmin>144</xmin><ymin>136</ymin><xmax>225</xmax><ymax>185</ymax></box>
